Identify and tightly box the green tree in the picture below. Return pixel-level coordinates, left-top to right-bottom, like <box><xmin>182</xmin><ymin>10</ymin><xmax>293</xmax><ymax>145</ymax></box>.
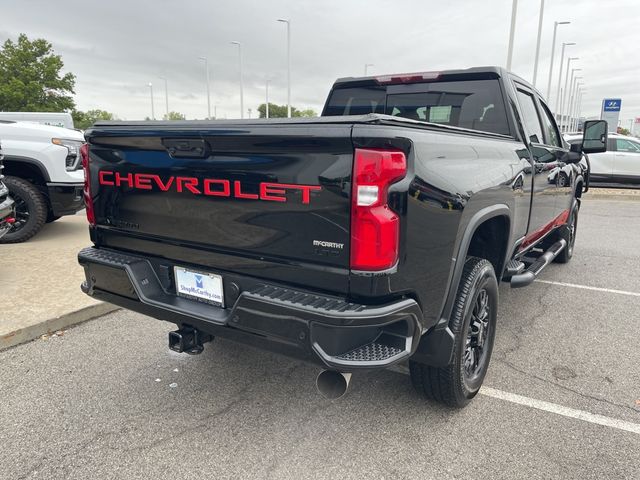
<box><xmin>163</xmin><ymin>111</ymin><xmax>186</xmax><ymax>120</ymax></box>
<box><xmin>295</xmin><ymin>108</ymin><xmax>317</xmax><ymax>118</ymax></box>
<box><xmin>257</xmin><ymin>103</ymin><xmax>317</xmax><ymax>118</ymax></box>
<box><xmin>0</xmin><ymin>34</ymin><xmax>76</xmax><ymax>112</ymax></box>
<box><xmin>72</xmin><ymin>109</ymin><xmax>115</xmax><ymax>129</ymax></box>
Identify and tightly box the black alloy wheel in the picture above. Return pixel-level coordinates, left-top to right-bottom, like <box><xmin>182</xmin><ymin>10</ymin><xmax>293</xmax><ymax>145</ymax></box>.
<box><xmin>0</xmin><ymin>176</ymin><xmax>48</xmax><ymax>243</ymax></box>
<box><xmin>463</xmin><ymin>287</ymin><xmax>492</xmax><ymax>384</ymax></box>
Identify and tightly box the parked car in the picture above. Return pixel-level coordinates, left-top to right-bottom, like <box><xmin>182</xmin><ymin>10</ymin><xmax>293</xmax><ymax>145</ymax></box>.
<box><xmin>565</xmin><ymin>133</ymin><xmax>640</xmax><ymax>186</ymax></box>
<box><xmin>0</xmin><ymin>141</ymin><xmax>16</xmax><ymax>239</ymax></box>
<box><xmin>0</xmin><ymin>120</ymin><xmax>85</xmax><ymax>243</ymax></box>
<box><xmin>78</xmin><ymin>66</ymin><xmax>607</xmax><ymax>407</ymax></box>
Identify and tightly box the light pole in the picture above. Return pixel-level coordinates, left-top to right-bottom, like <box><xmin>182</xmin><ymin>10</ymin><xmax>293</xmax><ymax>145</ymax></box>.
<box><xmin>230</xmin><ymin>42</ymin><xmax>244</xmax><ymax>119</ymax></box>
<box><xmin>532</xmin><ymin>0</ymin><xmax>545</xmax><ymax>86</ymax></box>
<box><xmin>567</xmin><ymin>77</ymin><xmax>582</xmax><ymax>131</ymax></box>
<box><xmin>147</xmin><ymin>82</ymin><xmax>155</xmax><ymax>120</ymax></box>
<box><xmin>265</xmin><ymin>79</ymin><xmax>270</xmax><ymax>119</ymax></box>
<box><xmin>364</xmin><ymin>63</ymin><xmax>374</xmax><ymax>76</ymax></box>
<box><xmin>562</xmin><ymin>63</ymin><xmax>580</xmax><ymax>130</ymax></box>
<box><xmin>506</xmin><ymin>0</ymin><xmax>518</xmax><ymax>70</ymax></box>
<box><xmin>573</xmin><ymin>89</ymin><xmax>585</xmax><ymax>131</ymax></box>
<box><xmin>159</xmin><ymin>76</ymin><xmax>169</xmax><ymax>118</ymax></box>
<box><xmin>554</xmin><ymin>42</ymin><xmax>575</xmax><ymax>115</ymax></box>
<box><xmin>277</xmin><ymin>19</ymin><xmax>291</xmax><ymax>118</ymax></box>
<box><xmin>545</xmin><ymin>21</ymin><xmax>570</xmax><ymax>99</ymax></box>
<box><xmin>571</xmin><ymin>84</ymin><xmax>583</xmax><ymax>131</ymax></box>
<box><xmin>198</xmin><ymin>57</ymin><xmax>211</xmax><ymax>120</ymax></box>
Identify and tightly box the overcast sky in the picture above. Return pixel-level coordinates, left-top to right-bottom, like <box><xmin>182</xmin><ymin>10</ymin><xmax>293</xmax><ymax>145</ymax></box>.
<box><xmin>2</xmin><ymin>0</ymin><xmax>639</xmax><ymax>126</ymax></box>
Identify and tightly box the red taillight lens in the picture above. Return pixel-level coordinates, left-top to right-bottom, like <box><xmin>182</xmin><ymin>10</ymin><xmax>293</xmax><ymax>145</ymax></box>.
<box><xmin>350</xmin><ymin>148</ymin><xmax>407</xmax><ymax>271</ymax></box>
<box><xmin>80</xmin><ymin>143</ymin><xmax>95</xmax><ymax>226</ymax></box>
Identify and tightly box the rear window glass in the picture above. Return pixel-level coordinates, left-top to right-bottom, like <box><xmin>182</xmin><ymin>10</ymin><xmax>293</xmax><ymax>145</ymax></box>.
<box><xmin>323</xmin><ymin>79</ymin><xmax>510</xmax><ymax>135</ymax></box>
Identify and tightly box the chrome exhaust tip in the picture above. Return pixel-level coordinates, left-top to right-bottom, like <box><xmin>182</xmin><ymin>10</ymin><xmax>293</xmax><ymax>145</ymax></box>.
<box><xmin>316</xmin><ymin>370</ymin><xmax>352</xmax><ymax>399</ymax></box>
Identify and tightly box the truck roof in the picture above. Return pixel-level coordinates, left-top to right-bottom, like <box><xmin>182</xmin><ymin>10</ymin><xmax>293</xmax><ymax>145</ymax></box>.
<box><xmin>332</xmin><ymin>66</ymin><xmax>541</xmax><ymax>99</ymax></box>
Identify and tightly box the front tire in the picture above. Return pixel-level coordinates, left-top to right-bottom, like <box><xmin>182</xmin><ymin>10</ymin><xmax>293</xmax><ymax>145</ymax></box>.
<box><xmin>410</xmin><ymin>257</ymin><xmax>498</xmax><ymax>408</ymax></box>
<box><xmin>0</xmin><ymin>176</ymin><xmax>48</xmax><ymax>244</ymax></box>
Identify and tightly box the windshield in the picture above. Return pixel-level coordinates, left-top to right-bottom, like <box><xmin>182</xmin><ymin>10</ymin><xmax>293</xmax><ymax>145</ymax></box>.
<box><xmin>323</xmin><ymin>79</ymin><xmax>510</xmax><ymax>135</ymax></box>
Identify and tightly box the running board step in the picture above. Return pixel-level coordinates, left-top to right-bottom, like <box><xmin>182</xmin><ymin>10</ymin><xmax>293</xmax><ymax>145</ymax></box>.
<box><xmin>510</xmin><ymin>239</ymin><xmax>567</xmax><ymax>288</ymax></box>
<box><xmin>504</xmin><ymin>259</ymin><xmax>525</xmax><ymax>276</ymax></box>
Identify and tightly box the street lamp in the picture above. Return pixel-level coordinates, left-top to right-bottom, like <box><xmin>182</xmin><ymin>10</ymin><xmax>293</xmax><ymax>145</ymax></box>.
<box><xmin>574</xmin><ymin>88</ymin><xmax>585</xmax><ymax>131</ymax></box>
<box><xmin>545</xmin><ymin>21</ymin><xmax>570</xmax><ymax>99</ymax></box>
<box><xmin>147</xmin><ymin>82</ymin><xmax>155</xmax><ymax>120</ymax></box>
<box><xmin>198</xmin><ymin>57</ymin><xmax>211</xmax><ymax>120</ymax></box>
<box><xmin>562</xmin><ymin>62</ymin><xmax>580</xmax><ymax>130</ymax></box>
<box><xmin>506</xmin><ymin>0</ymin><xmax>518</xmax><ymax>70</ymax></box>
<box><xmin>230</xmin><ymin>41</ymin><xmax>244</xmax><ymax>119</ymax></box>
<box><xmin>567</xmin><ymin>77</ymin><xmax>582</xmax><ymax>131</ymax></box>
<box><xmin>364</xmin><ymin>63</ymin><xmax>374</xmax><ymax>76</ymax></box>
<box><xmin>277</xmin><ymin>19</ymin><xmax>291</xmax><ymax>118</ymax></box>
<box><xmin>554</xmin><ymin>42</ymin><xmax>575</xmax><ymax>115</ymax></box>
<box><xmin>572</xmin><ymin>82</ymin><xmax>583</xmax><ymax>131</ymax></box>
<box><xmin>158</xmin><ymin>76</ymin><xmax>169</xmax><ymax>119</ymax></box>
<box><xmin>265</xmin><ymin>79</ymin><xmax>270</xmax><ymax>119</ymax></box>
<box><xmin>532</xmin><ymin>0</ymin><xmax>545</xmax><ymax>86</ymax></box>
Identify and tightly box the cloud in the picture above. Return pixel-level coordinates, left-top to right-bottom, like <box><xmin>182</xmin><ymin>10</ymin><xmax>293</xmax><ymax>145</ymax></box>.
<box><xmin>2</xmin><ymin>0</ymin><xmax>639</xmax><ymax>123</ymax></box>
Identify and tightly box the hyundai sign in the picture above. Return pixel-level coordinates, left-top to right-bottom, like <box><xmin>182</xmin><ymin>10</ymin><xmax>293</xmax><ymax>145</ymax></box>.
<box><xmin>601</xmin><ymin>98</ymin><xmax>622</xmax><ymax>132</ymax></box>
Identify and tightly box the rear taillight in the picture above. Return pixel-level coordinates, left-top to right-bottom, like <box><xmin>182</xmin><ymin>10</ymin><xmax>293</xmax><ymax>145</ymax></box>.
<box><xmin>350</xmin><ymin>148</ymin><xmax>407</xmax><ymax>271</ymax></box>
<box><xmin>80</xmin><ymin>143</ymin><xmax>95</xmax><ymax>226</ymax></box>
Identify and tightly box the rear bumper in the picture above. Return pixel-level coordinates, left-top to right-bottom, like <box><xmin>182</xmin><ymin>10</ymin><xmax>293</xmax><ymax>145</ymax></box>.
<box><xmin>47</xmin><ymin>183</ymin><xmax>84</xmax><ymax>216</ymax></box>
<box><xmin>78</xmin><ymin>246</ymin><xmax>424</xmax><ymax>370</ymax></box>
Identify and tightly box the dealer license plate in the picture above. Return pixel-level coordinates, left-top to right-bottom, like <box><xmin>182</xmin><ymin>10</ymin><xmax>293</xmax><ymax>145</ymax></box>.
<box><xmin>174</xmin><ymin>266</ymin><xmax>224</xmax><ymax>307</ymax></box>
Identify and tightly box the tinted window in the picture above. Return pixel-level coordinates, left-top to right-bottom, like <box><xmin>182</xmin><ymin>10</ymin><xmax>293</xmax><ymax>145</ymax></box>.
<box><xmin>538</xmin><ymin>101</ymin><xmax>562</xmax><ymax>147</ymax></box>
<box><xmin>516</xmin><ymin>90</ymin><xmax>544</xmax><ymax>144</ymax></box>
<box><xmin>324</xmin><ymin>79</ymin><xmax>510</xmax><ymax>135</ymax></box>
<box><xmin>323</xmin><ymin>86</ymin><xmax>386</xmax><ymax>116</ymax></box>
<box><xmin>615</xmin><ymin>139</ymin><xmax>640</xmax><ymax>153</ymax></box>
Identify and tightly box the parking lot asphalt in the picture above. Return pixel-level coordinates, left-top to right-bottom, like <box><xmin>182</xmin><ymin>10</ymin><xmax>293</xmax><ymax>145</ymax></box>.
<box><xmin>1</xmin><ymin>197</ymin><xmax>639</xmax><ymax>480</ymax></box>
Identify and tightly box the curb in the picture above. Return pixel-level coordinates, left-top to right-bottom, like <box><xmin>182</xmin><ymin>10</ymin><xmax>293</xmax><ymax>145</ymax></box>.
<box><xmin>584</xmin><ymin>194</ymin><xmax>640</xmax><ymax>201</ymax></box>
<box><xmin>0</xmin><ymin>302</ymin><xmax>120</xmax><ymax>351</ymax></box>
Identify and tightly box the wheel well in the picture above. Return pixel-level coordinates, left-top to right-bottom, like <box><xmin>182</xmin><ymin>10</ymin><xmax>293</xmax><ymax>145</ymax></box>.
<box><xmin>3</xmin><ymin>159</ymin><xmax>48</xmax><ymax>186</ymax></box>
<box><xmin>466</xmin><ymin>215</ymin><xmax>510</xmax><ymax>278</ymax></box>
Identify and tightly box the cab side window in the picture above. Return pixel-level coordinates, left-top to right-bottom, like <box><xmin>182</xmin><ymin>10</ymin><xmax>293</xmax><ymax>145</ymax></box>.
<box><xmin>538</xmin><ymin>101</ymin><xmax>562</xmax><ymax>147</ymax></box>
<box><xmin>515</xmin><ymin>89</ymin><xmax>544</xmax><ymax>144</ymax></box>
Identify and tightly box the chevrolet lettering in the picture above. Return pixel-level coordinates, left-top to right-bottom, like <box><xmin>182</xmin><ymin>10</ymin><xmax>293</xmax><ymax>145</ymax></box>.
<box><xmin>98</xmin><ymin>170</ymin><xmax>322</xmax><ymax>204</ymax></box>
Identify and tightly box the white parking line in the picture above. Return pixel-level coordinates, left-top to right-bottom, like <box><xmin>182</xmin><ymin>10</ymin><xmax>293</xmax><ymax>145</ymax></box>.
<box><xmin>387</xmin><ymin>366</ymin><xmax>640</xmax><ymax>435</ymax></box>
<box><xmin>480</xmin><ymin>387</ymin><xmax>640</xmax><ymax>436</ymax></box>
<box><xmin>535</xmin><ymin>280</ymin><xmax>640</xmax><ymax>298</ymax></box>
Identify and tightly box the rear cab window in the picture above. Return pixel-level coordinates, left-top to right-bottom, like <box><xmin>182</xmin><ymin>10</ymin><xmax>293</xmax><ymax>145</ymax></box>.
<box><xmin>323</xmin><ymin>77</ymin><xmax>511</xmax><ymax>136</ymax></box>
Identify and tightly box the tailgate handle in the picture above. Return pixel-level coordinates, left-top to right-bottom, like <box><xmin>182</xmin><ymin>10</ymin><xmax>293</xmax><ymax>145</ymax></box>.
<box><xmin>162</xmin><ymin>138</ymin><xmax>209</xmax><ymax>158</ymax></box>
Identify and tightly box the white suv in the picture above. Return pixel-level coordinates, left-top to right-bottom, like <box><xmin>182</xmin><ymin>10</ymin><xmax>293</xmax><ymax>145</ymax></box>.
<box><xmin>0</xmin><ymin>120</ymin><xmax>85</xmax><ymax>243</ymax></box>
<box><xmin>565</xmin><ymin>132</ymin><xmax>640</xmax><ymax>187</ymax></box>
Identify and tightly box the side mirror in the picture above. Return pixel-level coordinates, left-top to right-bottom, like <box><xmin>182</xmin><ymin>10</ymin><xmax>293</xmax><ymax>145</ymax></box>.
<box><xmin>565</xmin><ymin>142</ymin><xmax>583</xmax><ymax>164</ymax></box>
<box><xmin>581</xmin><ymin>120</ymin><xmax>608</xmax><ymax>154</ymax></box>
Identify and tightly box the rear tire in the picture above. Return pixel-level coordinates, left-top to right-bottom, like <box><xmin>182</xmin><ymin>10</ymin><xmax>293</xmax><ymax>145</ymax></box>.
<box><xmin>410</xmin><ymin>257</ymin><xmax>498</xmax><ymax>408</ymax></box>
<box><xmin>0</xmin><ymin>176</ymin><xmax>48</xmax><ymax>244</ymax></box>
<box><xmin>554</xmin><ymin>202</ymin><xmax>579</xmax><ymax>264</ymax></box>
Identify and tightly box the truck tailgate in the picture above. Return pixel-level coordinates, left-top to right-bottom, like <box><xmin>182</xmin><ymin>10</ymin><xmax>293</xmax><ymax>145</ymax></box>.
<box><xmin>85</xmin><ymin>123</ymin><xmax>354</xmax><ymax>292</ymax></box>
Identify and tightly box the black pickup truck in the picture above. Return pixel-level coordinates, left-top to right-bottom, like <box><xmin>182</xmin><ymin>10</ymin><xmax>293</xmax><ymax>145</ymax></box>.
<box><xmin>78</xmin><ymin>67</ymin><xmax>607</xmax><ymax>407</ymax></box>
